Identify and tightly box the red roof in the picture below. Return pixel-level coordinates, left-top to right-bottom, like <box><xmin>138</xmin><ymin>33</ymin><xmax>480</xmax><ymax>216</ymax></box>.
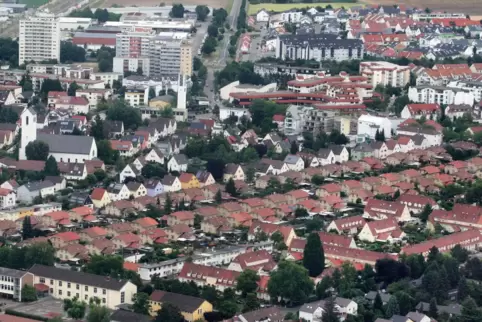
<box><xmin>72</xmin><ymin>36</ymin><xmax>116</xmax><ymax>46</ymax></box>
<box><xmin>402</xmin><ymin>229</ymin><xmax>482</xmax><ymax>256</ymax></box>
<box><xmin>109</xmin><ymin>140</ymin><xmax>132</xmax><ymax>151</ymax></box>
<box><xmin>134</xmin><ymin>217</ymin><xmax>158</xmax><ymax>228</ymax></box>
<box><xmin>52</xmin><ymin>231</ymin><xmax>80</xmax><ymax>242</ymax></box>
<box><xmin>329</xmin><ymin>215</ymin><xmax>366</xmax><ymax>231</ymax></box>
<box><xmin>272</xmin><ymin>114</ymin><xmax>285</xmax><ymax>122</ymax></box>
<box><xmin>81</xmin><ymin>226</ymin><xmax>107</xmax><ymax>238</ymax></box>
<box><xmin>407</xmin><ymin>103</ymin><xmax>440</xmax><ymax>113</ymax></box>
<box><xmin>179</xmin><ymin>262</ymin><xmax>240</xmax><ymax>286</ymax></box>
<box><xmin>179</xmin><ymin>173</ymin><xmax>195</xmax><ymax>183</ymax></box>
<box><xmin>91</xmin><ymin>188</ymin><xmax>106</xmax><ymax>200</ymax></box>
<box><xmin>170</xmin><ymin>211</ymin><xmax>195</xmax><ymax>221</ymax></box>
<box><xmin>56</xmin><ymin>96</ymin><xmax>88</xmax><ymax>105</ymax></box>
<box><xmin>318</xmin><ymin>232</ymin><xmax>354</xmax><ymax>248</ymax></box>
<box><xmin>123</xmin><ymin>262</ymin><xmax>139</xmax><ymax>272</ymax></box>
<box><xmin>320</xmin><ymin>183</ymin><xmax>342</xmax><ymax>194</ymax></box>
<box><xmin>397</xmin><ymin>136</ymin><xmax>412</xmax><ymax>145</ymax></box>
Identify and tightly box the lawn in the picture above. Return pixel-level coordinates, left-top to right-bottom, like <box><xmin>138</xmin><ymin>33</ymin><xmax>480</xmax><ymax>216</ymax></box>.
<box><xmin>247</xmin><ymin>2</ymin><xmax>359</xmax><ymax>15</ymax></box>
<box><xmin>18</xmin><ymin>0</ymin><xmax>50</xmax><ymax>8</ymax></box>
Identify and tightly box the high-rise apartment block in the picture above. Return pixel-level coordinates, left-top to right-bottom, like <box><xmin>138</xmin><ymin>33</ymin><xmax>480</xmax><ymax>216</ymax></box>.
<box><xmin>19</xmin><ymin>13</ymin><xmax>60</xmax><ymax>65</ymax></box>
<box><xmin>113</xmin><ymin>27</ymin><xmax>192</xmax><ymax>79</ymax></box>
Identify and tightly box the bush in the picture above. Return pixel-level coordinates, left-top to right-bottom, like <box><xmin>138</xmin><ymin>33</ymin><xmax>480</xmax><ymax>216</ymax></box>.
<box><xmin>4</xmin><ymin>309</ymin><xmax>48</xmax><ymax>321</ymax></box>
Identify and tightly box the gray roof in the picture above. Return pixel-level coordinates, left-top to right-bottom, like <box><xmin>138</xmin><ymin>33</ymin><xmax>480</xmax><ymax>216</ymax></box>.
<box><xmin>300</xmin><ymin>300</ymin><xmax>325</xmax><ymax>314</ymax></box>
<box><xmin>366</xmin><ymin>291</ymin><xmax>391</xmax><ymax>303</ymax></box>
<box><xmin>416</xmin><ymin>302</ymin><xmax>462</xmax><ymax>316</ymax></box>
<box><xmin>0</xmin><ymin>267</ymin><xmax>28</xmax><ymax>278</ymax></box>
<box><xmin>225</xmin><ymin>163</ymin><xmax>241</xmax><ymax>175</ymax></box>
<box><xmin>107</xmin><ymin>183</ymin><xmax>125</xmax><ymax>194</ymax></box>
<box><xmin>37</xmin><ymin>133</ymin><xmax>95</xmax><ymax>155</ymax></box>
<box><xmin>406</xmin><ymin>312</ymin><xmax>428</xmax><ymax>322</ymax></box>
<box><xmin>161</xmin><ymin>175</ymin><xmax>178</xmax><ymax>186</ymax></box>
<box><xmin>29</xmin><ymin>264</ymin><xmax>131</xmax><ymax>290</ymax></box>
<box><xmin>44</xmin><ymin>176</ymin><xmax>65</xmax><ymax>185</ymax></box>
<box><xmin>22</xmin><ymin>180</ymin><xmax>54</xmax><ymax>192</ymax></box>
<box><xmin>391</xmin><ymin>315</ymin><xmax>409</xmax><ymax>322</ymax></box>
<box><xmin>172</xmin><ymin>154</ymin><xmax>188</xmax><ymax>165</ymax></box>
<box><xmin>354</xmin><ymin>143</ymin><xmax>374</xmax><ymax>153</ymax></box>
<box><xmin>329</xmin><ymin>144</ymin><xmax>346</xmax><ymax>155</ymax></box>
<box><xmin>318</xmin><ymin>148</ymin><xmax>333</xmax><ymax>158</ymax></box>
<box><xmin>279</xmin><ymin>33</ymin><xmax>363</xmax><ymax>49</ymax></box>
<box><xmin>238</xmin><ymin>307</ymin><xmax>284</xmax><ymax>322</ymax></box>
<box><xmin>284</xmin><ymin>154</ymin><xmax>301</xmax><ymax>164</ymax></box>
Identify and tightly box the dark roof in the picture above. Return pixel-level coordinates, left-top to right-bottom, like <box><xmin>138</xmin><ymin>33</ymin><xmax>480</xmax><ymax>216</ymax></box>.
<box><xmin>28</xmin><ymin>264</ymin><xmax>131</xmax><ymax>290</ymax></box>
<box><xmin>110</xmin><ymin>309</ymin><xmax>151</xmax><ymax>322</ymax></box>
<box><xmin>162</xmin><ymin>175</ymin><xmax>178</xmax><ymax>186</ymax></box>
<box><xmin>22</xmin><ymin>180</ymin><xmax>54</xmax><ymax>192</ymax></box>
<box><xmin>329</xmin><ymin>144</ymin><xmax>346</xmax><ymax>155</ymax></box>
<box><xmin>0</xmin><ymin>123</ymin><xmax>17</xmax><ymax>131</ymax></box>
<box><xmin>150</xmin><ymin>290</ymin><xmax>206</xmax><ymax>312</ymax></box>
<box><xmin>172</xmin><ymin>154</ymin><xmax>188</xmax><ymax>165</ymax></box>
<box><xmin>37</xmin><ymin>133</ymin><xmax>95</xmax><ymax>155</ymax></box>
<box><xmin>238</xmin><ymin>307</ymin><xmax>284</xmax><ymax>322</ymax></box>
<box><xmin>104</xmin><ymin>120</ymin><xmax>124</xmax><ymax>133</ymax></box>
<box><xmin>279</xmin><ymin>33</ymin><xmax>363</xmax><ymax>49</ymax></box>
<box><xmin>44</xmin><ymin>176</ymin><xmax>65</xmax><ymax>184</ymax></box>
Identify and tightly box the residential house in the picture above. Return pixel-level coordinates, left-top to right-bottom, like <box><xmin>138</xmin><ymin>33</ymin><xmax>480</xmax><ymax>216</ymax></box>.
<box><xmin>168</xmin><ymin>154</ymin><xmax>188</xmax><ymax>172</ymax></box>
<box><xmin>17</xmin><ymin>181</ymin><xmax>56</xmax><ymax>204</ymax></box>
<box><xmin>149</xmin><ymin>290</ymin><xmax>213</xmax><ymax>321</ymax></box>
<box><xmin>224</xmin><ymin>163</ymin><xmax>245</xmax><ymax>182</ymax></box>
<box><xmin>119</xmin><ymin>164</ymin><xmax>140</xmax><ymax>183</ymax></box>
<box><xmin>162</xmin><ymin>175</ymin><xmax>181</xmax><ymax>192</ymax></box>
<box><xmin>107</xmin><ymin>183</ymin><xmax>130</xmax><ymax>201</ymax></box>
<box><xmin>283</xmin><ymin>154</ymin><xmax>305</xmax><ymax>171</ymax></box>
<box><xmin>179</xmin><ymin>173</ymin><xmax>200</xmax><ymax>190</ymax></box>
<box><xmin>363</xmin><ymin>199</ymin><xmax>411</xmax><ymax>222</ymax></box>
<box><xmin>326</xmin><ymin>215</ymin><xmax>366</xmax><ymax>235</ymax></box>
<box><xmin>126</xmin><ymin>182</ymin><xmax>147</xmax><ymax>198</ymax></box>
<box><xmin>90</xmin><ymin>188</ymin><xmax>111</xmax><ymax>208</ymax></box>
<box><xmin>358</xmin><ymin>218</ymin><xmax>405</xmax><ymax>243</ymax></box>
<box><xmin>144</xmin><ymin>179</ymin><xmax>164</xmax><ymax>197</ymax></box>
<box><xmin>329</xmin><ymin>145</ymin><xmax>349</xmax><ymax>163</ymax></box>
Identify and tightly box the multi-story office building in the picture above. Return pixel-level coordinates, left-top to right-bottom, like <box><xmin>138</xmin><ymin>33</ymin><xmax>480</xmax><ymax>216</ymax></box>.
<box><xmin>19</xmin><ymin>13</ymin><xmax>60</xmax><ymax>65</ymax></box>
<box><xmin>276</xmin><ymin>34</ymin><xmax>364</xmax><ymax>62</ymax></box>
<box><xmin>113</xmin><ymin>27</ymin><xmax>192</xmax><ymax>78</ymax></box>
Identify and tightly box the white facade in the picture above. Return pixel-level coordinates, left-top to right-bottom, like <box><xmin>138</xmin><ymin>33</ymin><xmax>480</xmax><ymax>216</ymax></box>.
<box><xmin>447</xmin><ymin>80</ymin><xmax>482</xmax><ymax>102</ymax></box>
<box><xmin>256</xmin><ymin>9</ymin><xmax>270</xmax><ymax>22</ymax></box>
<box><xmin>19</xmin><ymin>13</ymin><xmax>60</xmax><ymax>65</ymax></box>
<box><xmin>113</xmin><ymin>57</ymin><xmax>151</xmax><ymax>76</ymax></box>
<box><xmin>359</xmin><ymin>61</ymin><xmax>410</xmax><ymax>88</ymax></box>
<box><xmin>76</xmin><ymin>89</ymin><xmax>112</xmax><ymax>111</ymax></box>
<box><xmin>219</xmin><ymin>106</ymin><xmax>251</xmax><ymax>122</ymax></box>
<box><xmin>219</xmin><ymin>81</ymin><xmax>277</xmax><ymax>101</ymax></box>
<box><xmin>58</xmin><ymin>17</ymin><xmax>92</xmax><ymax>31</ymax></box>
<box><xmin>397</xmin><ymin>129</ymin><xmax>442</xmax><ymax>147</ymax></box>
<box><xmin>0</xmin><ymin>190</ymin><xmax>15</xmax><ymax>209</ymax></box>
<box><xmin>167</xmin><ymin>156</ymin><xmax>187</xmax><ymax>172</ymax></box>
<box><xmin>408</xmin><ymin>86</ymin><xmax>475</xmax><ymax>105</ymax></box>
<box><xmin>281</xmin><ymin>10</ymin><xmax>303</xmax><ymax>23</ymax></box>
<box><xmin>90</xmin><ymin>72</ymin><xmax>123</xmax><ymax>87</ymax></box>
<box><xmin>357</xmin><ymin>115</ymin><xmax>392</xmax><ymax>139</ymax></box>
<box><xmin>120</xmin><ymin>164</ymin><xmax>137</xmax><ymax>183</ymax></box>
<box><xmin>19</xmin><ymin>108</ymin><xmax>36</xmax><ymax>161</ymax></box>
<box><xmin>284</xmin><ymin>105</ymin><xmax>312</xmax><ymax>135</ymax></box>
<box><xmin>17</xmin><ymin>184</ymin><xmax>55</xmax><ymax>204</ymax></box>
<box><xmin>163</xmin><ymin>177</ymin><xmax>181</xmax><ymax>192</ymax></box>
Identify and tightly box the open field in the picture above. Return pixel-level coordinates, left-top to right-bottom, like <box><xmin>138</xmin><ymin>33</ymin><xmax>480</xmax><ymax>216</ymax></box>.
<box><xmin>103</xmin><ymin>0</ymin><xmax>229</xmax><ymax>8</ymax></box>
<box><xmin>363</xmin><ymin>0</ymin><xmax>482</xmax><ymax>15</ymax></box>
<box><xmin>18</xmin><ymin>0</ymin><xmax>50</xmax><ymax>8</ymax></box>
<box><xmin>247</xmin><ymin>2</ymin><xmax>359</xmax><ymax>14</ymax></box>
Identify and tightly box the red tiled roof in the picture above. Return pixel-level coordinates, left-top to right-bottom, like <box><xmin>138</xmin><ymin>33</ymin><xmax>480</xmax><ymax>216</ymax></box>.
<box><xmin>170</xmin><ymin>211</ymin><xmax>195</xmax><ymax>221</ymax></box>
<box><xmin>402</xmin><ymin>229</ymin><xmax>482</xmax><ymax>256</ymax></box>
<box><xmin>179</xmin><ymin>262</ymin><xmax>240</xmax><ymax>286</ymax></box>
<box><xmin>134</xmin><ymin>217</ymin><xmax>158</xmax><ymax>228</ymax></box>
<box><xmin>81</xmin><ymin>226</ymin><xmax>107</xmax><ymax>238</ymax></box>
<box><xmin>91</xmin><ymin>188</ymin><xmax>106</xmax><ymax>200</ymax></box>
<box><xmin>318</xmin><ymin>232</ymin><xmax>354</xmax><ymax>248</ymax></box>
<box><xmin>52</xmin><ymin>231</ymin><xmax>80</xmax><ymax>242</ymax></box>
<box><xmin>179</xmin><ymin>172</ymin><xmax>195</xmax><ymax>183</ymax></box>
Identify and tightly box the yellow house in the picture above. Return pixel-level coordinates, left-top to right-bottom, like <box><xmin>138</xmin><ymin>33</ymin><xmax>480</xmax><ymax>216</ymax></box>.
<box><xmin>90</xmin><ymin>188</ymin><xmax>111</xmax><ymax>208</ymax></box>
<box><xmin>149</xmin><ymin>290</ymin><xmax>213</xmax><ymax>321</ymax></box>
<box><xmin>179</xmin><ymin>173</ymin><xmax>200</xmax><ymax>190</ymax></box>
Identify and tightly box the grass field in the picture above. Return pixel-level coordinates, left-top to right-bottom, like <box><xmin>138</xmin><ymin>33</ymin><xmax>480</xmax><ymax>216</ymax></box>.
<box><xmin>18</xmin><ymin>0</ymin><xmax>50</xmax><ymax>8</ymax></box>
<box><xmin>247</xmin><ymin>2</ymin><xmax>359</xmax><ymax>15</ymax></box>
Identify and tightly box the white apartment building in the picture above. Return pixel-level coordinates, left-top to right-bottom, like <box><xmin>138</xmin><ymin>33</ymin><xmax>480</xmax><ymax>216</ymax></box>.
<box><xmin>90</xmin><ymin>72</ymin><xmax>123</xmax><ymax>88</ymax></box>
<box><xmin>113</xmin><ymin>27</ymin><xmax>192</xmax><ymax>78</ymax></box>
<box><xmin>447</xmin><ymin>80</ymin><xmax>482</xmax><ymax>102</ymax></box>
<box><xmin>357</xmin><ymin>115</ymin><xmax>392</xmax><ymax>139</ymax></box>
<box><xmin>19</xmin><ymin>13</ymin><xmax>60</xmax><ymax>65</ymax></box>
<box><xmin>0</xmin><ymin>267</ymin><xmax>32</xmax><ymax>302</ymax></box>
<box><xmin>408</xmin><ymin>86</ymin><xmax>475</xmax><ymax>105</ymax></box>
<box><xmin>284</xmin><ymin>105</ymin><xmax>313</xmax><ymax>135</ymax></box>
<box><xmin>276</xmin><ymin>34</ymin><xmax>364</xmax><ymax>62</ymax></box>
<box><xmin>359</xmin><ymin>61</ymin><xmax>410</xmax><ymax>88</ymax></box>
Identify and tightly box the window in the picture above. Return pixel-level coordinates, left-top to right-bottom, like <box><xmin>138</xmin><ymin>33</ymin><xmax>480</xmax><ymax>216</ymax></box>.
<box><xmin>59</xmin><ymin>290</ymin><xmax>62</xmax><ymax>295</ymax></box>
<box><xmin>40</xmin><ymin>278</ymin><xmax>45</xmax><ymax>283</ymax></box>
<box><xmin>26</xmin><ymin>116</ymin><xmax>29</xmax><ymax>125</ymax></box>
<box><xmin>94</xmin><ymin>288</ymin><xmax>97</xmax><ymax>293</ymax></box>
<box><xmin>59</xmin><ymin>281</ymin><xmax>62</xmax><ymax>286</ymax></box>
<box><xmin>76</xmin><ymin>284</ymin><xmax>79</xmax><ymax>290</ymax></box>
<box><xmin>67</xmin><ymin>283</ymin><xmax>71</xmax><ymax>288</ymax></box>
<box><xmin>67</xmin><ymin>291</ymin><xmax>71</xmax><ymax>297</ymax></box>
<box><xmin>50</xmin><ymin>288</ymin><xmax>53</xmax><ymax>293</ymax></box>
<box><xmin>50</xmin><ymin>280</ymin><xmax>53</xmax><ymax>285</ymax></box>
<box><xmin>85</xmin><ymin>286</ymin><xmax>88</xmax><ymax>291</ymax></box>
<box><xmin>76</xmin><ymin>293</ymin><xmax>79</xmax><ymax>298</ymax></box>
<box><xmin>120</xmin><ymin>292</ymin><xmax>125</xmax><ymax>304</ymax></box>
<box><xmin>102</xmin><ymin>298</ymin><xmax>106</xmax><ymax>304</ymax></box>
<box><xmin>85</xmin><ymin>295</ymin><xmax>88</xmax><ymax>300</ymax></box>
<box><xmin>102</xmin><ymin>289</ymin><xmax>106</xmax><ymax>295</ymax></box>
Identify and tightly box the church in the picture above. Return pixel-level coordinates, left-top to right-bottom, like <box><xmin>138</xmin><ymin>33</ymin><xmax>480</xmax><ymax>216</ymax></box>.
<box><xmin>19</xmin><ymin>108</ymin><xmax>97</xmax><ymax>163</ymax></box>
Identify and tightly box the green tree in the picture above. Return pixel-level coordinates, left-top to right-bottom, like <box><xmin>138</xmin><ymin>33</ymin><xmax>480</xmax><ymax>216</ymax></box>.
<box><xmin>373</xmin><ymin>292</ymin><xmax>384</xmax><ymax>311</ymax></box>
<box><xmin>60</xmin><ymin>41</ymin><xmax>86</xmax><ymax>63</ymax></box>
<box><xmin>21</xmin><ymin>284</ymin><xmax>37</xmax><ymax>302</ymax></box>
<box><xmin>132</xmin><ymin>292</ymin><xmax>150</xmax><ymax>314</ymax></box>
<box><xmin>64</xmin><ymin>297</ymin><xmax>87</xmax><ymax>319</ymax></box>
<box><xmin>385</xmin><ymin>296</ymin><xmax>400</xmax><ymax>318</ymax></box>
<box><xmin>429</xmin><ymin>297</ymin><xmax>438</xmax><ymax>318</ymax></box>
<box><xmin>451</xmin><ymin>244</ymin><xmax>469</xmax><ymax>263</ymax></box>
<box><xmin>164</xmin><ymin>194</ymin><xmax>173</xmax><ymax>215</ymax></box>
<box><xmin>419</xmin><ymin>204</ymin><xmax>433</xmax><ymax>222</ymax></box>
<box><xmin>322</xmin><ymin>296</ymin><xmax>340</xmax><ymax>322</ymax></box>
<box><xmin>155</xmin><ymin>302</ymin><xmax>184</xmax><ymax>322</ymax></box>
<box><xmin>303</xmin><ymin>232</ymin><xmax>325</xmax><ymax>277</ymax></box>
<box><xmin>236</xmin><ymin>269</ymin><xmax>260</xmax><ymax>297</ymax></box>
<box><xmin>316</xmin><ymin>275</ymin><xmax>333</xmax><ymax>299</ymax></box>
<box><xmin>461</xmin><ymin>297</ymin><xmax>481</xmax><ymax>322</ymax></box>
<box><xmin>245</xmin><ymin>167</ymin><xmax>255</xmax><ymax>183</ymax></box>
<box><xmin>44</xmin><ymin>155</ymin><xmax>60</xmax><ymax>176</ymax></box>
<box><xmin>22</xmin><ymin>216</ymin><xmax>34</xmax><ymax>240</ymax></box>
<box><xmin>215</xmin><ymin>189</ymin><xmax>222</xmax><ymax>204</ymax></box>
<box><xmin>170</xmin><ymin>4</ymin><xmax>184</xmax><ymax>18</ymax></box>
<box><xmin>208</xmin><ymin>24</ymin><xmax>219</xmax><ymax>37</ymax></box>
<box><xmin>225</xmin><ymin>178</ymin><xmax>238</xmax><ymax>196</ymax></box>
<box><xmin>195</xmin><ymin>5</ymin><xmax>210</xmax><ymax>21</ymax></box>
<box><xmin>25</xmin><ymin>140</ymin><xmax>49</xmax><ymax>160</ymax></box>
<box><xmin>96</xmin><ymin>140</ymin><xmax>119</xmax><ymax>165</ymax></box>
<box><xmin>395</xmin><ymin>291</ymin><xmax>413</xmax><ymax>316</ymax></box>
<box><xmin>201</xmin><ymin>36</ymin><xmax>217</xmax><ymax>55</ymax></box>
<box><xmin>219</xmin><ymin>300</ymin><xmax>237</xmax><ymax>319</ymax></box>
<box><xmin>67</xmin><ymin>81</ymin><xmax>80</xmax><ymax>96</ymax></box>
<box><xmin>86</xmin><ymin>304</ymin><xmax>110</xmax><ymax>322</ymax></box>
<box><xmin>242</xmin><ymin>293</ymin><xmax>260</xmax><ymax>312</ymax></box>
<box><xmin>106</xmin><ymin>100</ymin><xmax>142</xmax><ymax>130</ymax></box>
<box><xmin>458</xmin><ymin>277</ymin><xmax>469</xmax><ymax>301</ymax></box>
<box><xmin>267</xmin><ymin>261</ymin><xmax>314</xmax><ymax>305</ymax></box>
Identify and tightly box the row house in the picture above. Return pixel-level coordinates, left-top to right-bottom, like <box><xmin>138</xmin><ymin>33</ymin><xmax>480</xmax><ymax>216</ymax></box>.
<box><xmin>248</xmin><ymin>221</ymin><xmax>296</xmax><ymax>247</ymax></box>
<box><xmin>326</xmin><ymin>215</ymin><xmax>366</xmax><ymax>235</ymax></box>
<box><xmin>428</xmin><ymin>208</ymin><xmax>482</xmax><ymax>232</ymax></box>
<box><xmin>402</xmin><ymin>229</ymin><xmax>482</xmax><ymax>257</ymax></box>
<box><xmin>363</xmin><ymin>199</ymin><xmax>411</xmax><ymax>222</ymax></box>
<box><xmin>324</xmin><ymin>245</ymin><xmax>397</xmax><ymax>266</ymax></box>
<box><xmin>178</xmin><ymin>262</ymin><xmax>240</xmax><ymax>292</ymax></box>
<box><xmin>358</xmin><ymin>218</ymin><xmax>405</xmax><ymax>243</ymax></box>
<box><xmin>397</xmin><ymin>194</ymin><xmax>438</xmax><ymax>214</ymax></box>
<box><xmin>227</xmin><ymin>250</ymin><xmax>277</xmax><ymax>275</ymax></box>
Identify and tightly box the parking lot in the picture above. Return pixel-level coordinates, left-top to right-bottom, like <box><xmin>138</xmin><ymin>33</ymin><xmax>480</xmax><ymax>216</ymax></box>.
<box><xmin>10</xmin><ymin>297</ymin><xmax>64</xmax><ymax>319</ymax></box>
<box><xmin>239</xmin><ymin>24</ymin><xmax>276</xmax><ymax>62</ymax></box>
